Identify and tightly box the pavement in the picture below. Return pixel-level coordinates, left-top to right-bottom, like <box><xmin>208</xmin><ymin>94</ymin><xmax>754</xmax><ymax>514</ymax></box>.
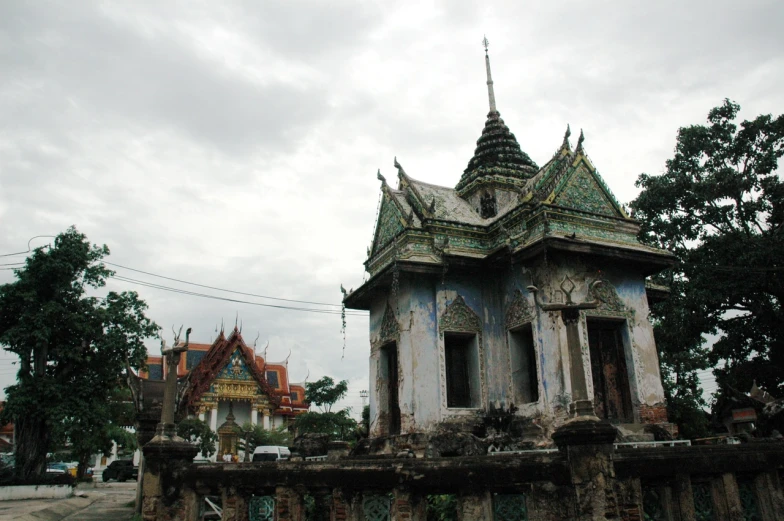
<box><xmin>0</xmin><ymin>482</ymin><xmax>137</xmax><ymax>521</ymax></box>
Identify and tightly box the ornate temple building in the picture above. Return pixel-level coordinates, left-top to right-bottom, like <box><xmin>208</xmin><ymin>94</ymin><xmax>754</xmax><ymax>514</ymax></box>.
<box><xmin>141</xmin><ymin>326</ymin><xmax>308</xmax><ymax>456</ymax></box>
<box><xmin>344</xmin><ymin>43</ymin><xmax>676</xmax><ymax>444</ymax></box>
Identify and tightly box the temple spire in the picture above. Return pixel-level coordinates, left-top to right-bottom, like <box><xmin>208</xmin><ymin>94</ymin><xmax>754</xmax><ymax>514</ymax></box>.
<box><xmin>483</xmin><ymin>36</ymin><xmax>497</xmax><ymax>113</ymax></box>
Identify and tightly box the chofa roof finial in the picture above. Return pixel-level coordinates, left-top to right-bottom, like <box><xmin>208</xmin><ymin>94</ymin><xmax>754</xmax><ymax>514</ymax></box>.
<box><xmin>576</xmin><ymin>129</ymin><xmax>585</xmax><ymax>153</ymax></box>
<box><xmin>562</xmin><ymin>124</ymin><xmax>572</xmax><ymax>150</ymax></box>
<box><xmin>377</xmin><ymin>169</ymin><xmax>386</xmax><ymax>186</ymax></box>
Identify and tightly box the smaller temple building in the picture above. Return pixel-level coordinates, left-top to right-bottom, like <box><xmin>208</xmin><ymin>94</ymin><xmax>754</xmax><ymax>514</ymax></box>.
<box><xmin>140</xmin><ymin>326</ymin><xmax>308</xmax><ymax>458</ymax></box>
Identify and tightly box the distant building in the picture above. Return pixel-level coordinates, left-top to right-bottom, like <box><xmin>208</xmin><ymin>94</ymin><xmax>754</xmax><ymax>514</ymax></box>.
<box><xmin>140</xmin><ymin>326</ymin><xmax>308</xmax><ymax>456</ymax></box>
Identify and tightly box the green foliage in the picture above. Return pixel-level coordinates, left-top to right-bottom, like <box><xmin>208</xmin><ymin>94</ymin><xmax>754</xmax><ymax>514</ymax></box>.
<box><xmin>0</xmin><ymin>227</ymin><xmax>160</xmax><ymax>477</ymax></box>
<box><xmin>295</xmin><ymin>376</ymin><xmax>356</xmax><ymax>441</ymax></box>
<box><xmin>359</xmin><ymin>405</ymin><xmax>370</xmax><ymax>438</ymax></box>
<box><xmin>238</xmin><ymin>423</ymin><xmax>290</xmax><ymax>459</ymax></box>
<box><xmin>177</xmin><ymin>418</ymin><xmax>218</xmax><ymax>458</ymax></box>
<box><xmin>632</xmin><ymin>100</ymin><xmax>784</xmax><ymax>434</ymax></box>
<box><xmin>305</xmin><ymin>376</ymin><xmax>348</xmax><ymax>413</ymax></box>
<box><xmin>426</xmin><ymin>494</ymin><xmax>458</xmax><ymax>521</ymax></box>
<box><xmin>293</xmin><ymin>410</ymin><xmax>357</xmax><ymax>442</ymax></box>
<box><xmin>65</xmin><ymin>386</ymin><xmax>139</xmax><ymax>478</ymax></box>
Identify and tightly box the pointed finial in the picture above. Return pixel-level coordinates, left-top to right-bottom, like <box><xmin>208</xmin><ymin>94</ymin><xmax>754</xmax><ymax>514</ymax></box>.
<box><xmin>576</xmin><ymin>129</ymin><xmax>585</xmax><ymax>152</ymax></box>
<box><xmin>483</xmin><ymin>35</ymin><xmax>497</xmax><ymax>113</ymax></box>
<box><xmin>394</xmin><ymin>156</ymin><xmax>407</xmax><ymax>177</ymax></box>
<box><xmin>377</xmin><ymin>169</ymin><xmax>386</xmax><ymax>185</ymax></box>
<box><xmin>561</xmin><ymin>124</ymin><xmax>572</xmax><ymax>150</ymax></box>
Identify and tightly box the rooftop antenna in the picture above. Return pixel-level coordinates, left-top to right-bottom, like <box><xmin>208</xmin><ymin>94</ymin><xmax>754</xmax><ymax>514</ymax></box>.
<box><xmin>483</xmin><ymin>35</ymin><xmax>497</xmax><ymax>113</ymax></box>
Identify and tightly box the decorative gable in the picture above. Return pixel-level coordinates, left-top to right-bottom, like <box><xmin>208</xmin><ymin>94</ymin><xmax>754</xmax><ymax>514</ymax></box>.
<box><xmin>439</xmin><ymin>295</ymin><xmax>482</xmax><ymax>336</ymax></box>
<box><xmin>372</xmin><ymin>193</ymin><xmax>406</xmax><ymax>255</ymax></box>
<box><xmin>550</xmin><ymin>165</ymin><xmax>623</xmax><ymax>217</ymax></box>
<box><xmin>217</xmin><ymin>349</ymin><xmax>253</xmax><ymax>381</ymax></box>
<box><xmin>505</xmin><ymin>289</ymin><xmax>535</xmax><ymax>330</ymax></box>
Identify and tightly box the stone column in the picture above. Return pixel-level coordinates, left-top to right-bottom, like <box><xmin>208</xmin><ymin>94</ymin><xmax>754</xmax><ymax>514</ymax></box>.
<box><xmin>457</xmin><ymin>491</ymin><xmax>492</xmax><ymax>521</ymax></box>
<box><xmin>756</xmin><ymin>470</ymin><xmax>784</xmax><ymax>520</ymax></box>
<box><xmin>552</xmin><ymin>419</ymin><xmax>618</xmax><ymax>521</ymax></box>
<box><xmin>392</xmin><ymin>488</ymin><xmax>426</xmax><ymax>521</ymax></box>
<box><xmin>210</xmin><ymin>406</ymin><xmax>218</xmax><ymax>432</ymax></box>
<box><xmin>332</xmin><ymin>488</ymin><xmax>350</xmax><ymax>521</ymax></box>
<box><xmin>562</xmin><ymin>309</ymin><xmax>593</xmax><ymax>417</ymax></box>
<box><xmin>276</xmin><ymin>486</ymin><xmax>304</xmax><ymax>521</ymax></box>
<box><xmin>263</xmin><ymin>410</ymin><xmax>271</xmax><ymax>430</ymax></box>
<box><xmin>221</xmin><ymin>485</ymin><xmax>249</xmax><ymax>521</ymax></box>
<box><xmin>251</xmin><ymin>407</ymin><xmax>258</xmax><ymax>426</ymax></box>
<box><xmin>721</xmin><ymin>473</ymin><xmax>744</xmax><ymax>521</ymax></box>
<box><xmin>674</xmin><ymin>474</ymin><xmax>695</xmax><ymax>521</ymax></box>
<box><xmin>141</xmin><ymin>439</ymin><xmax>199</xmax><ymax>521</ymax></box>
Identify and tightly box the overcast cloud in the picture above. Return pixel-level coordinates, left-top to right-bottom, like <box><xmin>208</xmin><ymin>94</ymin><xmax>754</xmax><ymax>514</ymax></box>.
<box><xmin>1</xmin><ymin>0</ymin><xmax>782</xmax><ymax>414</ymax></box>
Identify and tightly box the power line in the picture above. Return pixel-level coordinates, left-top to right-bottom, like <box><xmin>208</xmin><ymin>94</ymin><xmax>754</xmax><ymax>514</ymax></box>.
<box><xmin>110</xmin><ymin>276</ymin><xmax>367</xmax><ymax>316</ymax></box>
<box><xmin>0</xmin><ymin>235</ymin><xmax>56</xmax><ymax>258</ymax></box>
<box><xmin>104</xmin><ymin>261</ymin><xmax>346</xmax><ymax>308</ymax></box>
<box><xmin>1</xmin><ymin>236</ymin><xmax>367</xmax><ymax>317</ymax></box>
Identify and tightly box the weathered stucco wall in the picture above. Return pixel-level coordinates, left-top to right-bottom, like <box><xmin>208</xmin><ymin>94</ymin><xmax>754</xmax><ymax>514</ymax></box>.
<box><xmin>366</xmin><ymin>251</ymin><xmax>667</xmax><ymax>438</ymax></box>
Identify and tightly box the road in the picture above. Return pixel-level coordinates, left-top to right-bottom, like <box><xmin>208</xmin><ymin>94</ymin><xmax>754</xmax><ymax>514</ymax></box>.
<box><xmin>0</xmin><ymin>482</ymin><xmax>137</xmax><ymax>521</ymax></box>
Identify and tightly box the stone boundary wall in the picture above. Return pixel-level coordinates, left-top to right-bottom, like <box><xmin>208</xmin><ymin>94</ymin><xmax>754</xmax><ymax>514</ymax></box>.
<box><xmin>144</xmin><ymin>439</ymin><xmax>784</xmax><ymax>520</ymax></box>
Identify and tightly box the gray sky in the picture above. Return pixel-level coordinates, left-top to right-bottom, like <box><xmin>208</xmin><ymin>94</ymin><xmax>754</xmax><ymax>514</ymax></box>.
<box><xmin>1</xmin><ymin>0</ymin><xmax>782</xmax><ymax>414</ymax></box>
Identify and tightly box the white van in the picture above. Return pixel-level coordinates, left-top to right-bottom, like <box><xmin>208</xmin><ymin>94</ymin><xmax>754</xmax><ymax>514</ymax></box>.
<box><xmin>252</xmin><ymin>446</ymin><xmax>291</xmax><ymax>462</ymax></box>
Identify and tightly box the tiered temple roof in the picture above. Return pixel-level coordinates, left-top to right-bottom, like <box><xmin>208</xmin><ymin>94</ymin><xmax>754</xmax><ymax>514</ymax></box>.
<box><xmin>346</xmin><ymin>45</ymin><xmax>675</xmax><ymax>309</ymax></box>
<box><xmin>455</xmin><ymin>110</ymin><xmax>539</xmax><ymax>194</ymax></box>
<box><xmin>140</xmin><ymin>327</ymin><xmax>308</xmax><ymax>417</ymax></box>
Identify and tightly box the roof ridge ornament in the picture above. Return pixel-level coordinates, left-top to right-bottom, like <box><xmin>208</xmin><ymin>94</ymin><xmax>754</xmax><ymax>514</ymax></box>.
<box><xmin>562</xmin><ymin>124</ymin><xmax>572</xmax><ymax>150</ymax></box>
<box><xmin>576</xmin><ymin>129</ymin><xmax>585</xmax><ymax>153</ymax></box>
<box><xmin>483</xmin><ymin>35</ymin><xmax>497</xmax><ymax>113</ymax></box>
<box><xmin>394</xmin><ymin>156</ymin><xmax>407</xmax><ymax>178</ymax></box>
<box><xmin>377</xmin><ymin>169</ymin><xmax>386</xmax><ymax>186</ymax></box>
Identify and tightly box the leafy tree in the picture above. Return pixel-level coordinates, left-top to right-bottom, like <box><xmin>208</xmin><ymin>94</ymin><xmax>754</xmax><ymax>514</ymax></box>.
<box><xmin>238</xmin><ymin>423</ymin><xmax>290</xmax><ymax>461</ymax></box>
<box><xmin>294</xmin><ymin>376</ymin><xmax>356</xmax><ymax>441</ymax></box>
<box><xmin>359</xmin><ymin>405</ymin><xmax>370</xmax><ymax>438</ymax></box>
<box><xmin>0</xmin><ymin>227</ymin><xmax>159</xmax><ymax>478</ymax></box>
<box><xmin>631</xmin><ymin>100</ymin><xmax>784</xmax><ymax>434</ymax></box>
<box><xmin>305</xmin><ymin>376</ymin><xmax>348</xmax><ymax>413</ymax></box>
<box><xmin>293</xmin><ymin>410</ymin><xmax>357</xmax><ymax>441</ymax></box>
<box><xmin>65</xmin><ymin>386</ymin><xmax>138</xmax><ymax>479</ymax></box>
<box><xmin>176</xmin><ymin>418</ymin><xmax>218</xmax><ymax>458</ymax></box>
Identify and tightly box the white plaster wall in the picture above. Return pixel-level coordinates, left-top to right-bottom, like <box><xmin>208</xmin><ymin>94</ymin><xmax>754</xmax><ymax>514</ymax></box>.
<box><xmin>365</xmin><ymin>254</ymin><xmax>666</xmax><ymax>438</ymax></box>
<box><xmin>0</xmin><ymin>485</ymin><xmax>73</xmax><ymax>501</ymax></box>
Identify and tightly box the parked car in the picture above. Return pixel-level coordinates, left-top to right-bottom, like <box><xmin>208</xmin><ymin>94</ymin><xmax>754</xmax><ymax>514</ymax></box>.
<box><xmin>46</xmin><ymin>463</ymin><xmax>68</xmax><ymax>475</ymax></box>
<box><xmin>101</xmin><ymin>460</ymin><xmax>138</xmax><ymax>482</ymax></box>
<box><xmin>251</xmin><ymin>446</ymin><xmax>290</xmax><ymax>462</ymax></box>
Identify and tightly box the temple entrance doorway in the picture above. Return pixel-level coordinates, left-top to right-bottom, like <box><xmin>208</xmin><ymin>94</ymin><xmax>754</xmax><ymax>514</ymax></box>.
<box><xmin>587</xmin><ymin>320</ymin><xmax>633</xmax><ymax>423</ymax></box>
<box><xmin>381</xmin><ymin>343</ymin><xmax>401</xmax><ymax>435</ymax></box>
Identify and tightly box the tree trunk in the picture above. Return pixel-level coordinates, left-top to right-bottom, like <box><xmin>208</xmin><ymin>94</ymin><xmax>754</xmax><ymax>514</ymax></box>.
<box><xmin>77</xmin><ymin>452</ymin><xmax>91</xmax><ymax>480</ymax></box>
<box><xmin>14</xmin><ymin>416</ymin><xmax>49</xmax><ymax>479</ymax></box>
